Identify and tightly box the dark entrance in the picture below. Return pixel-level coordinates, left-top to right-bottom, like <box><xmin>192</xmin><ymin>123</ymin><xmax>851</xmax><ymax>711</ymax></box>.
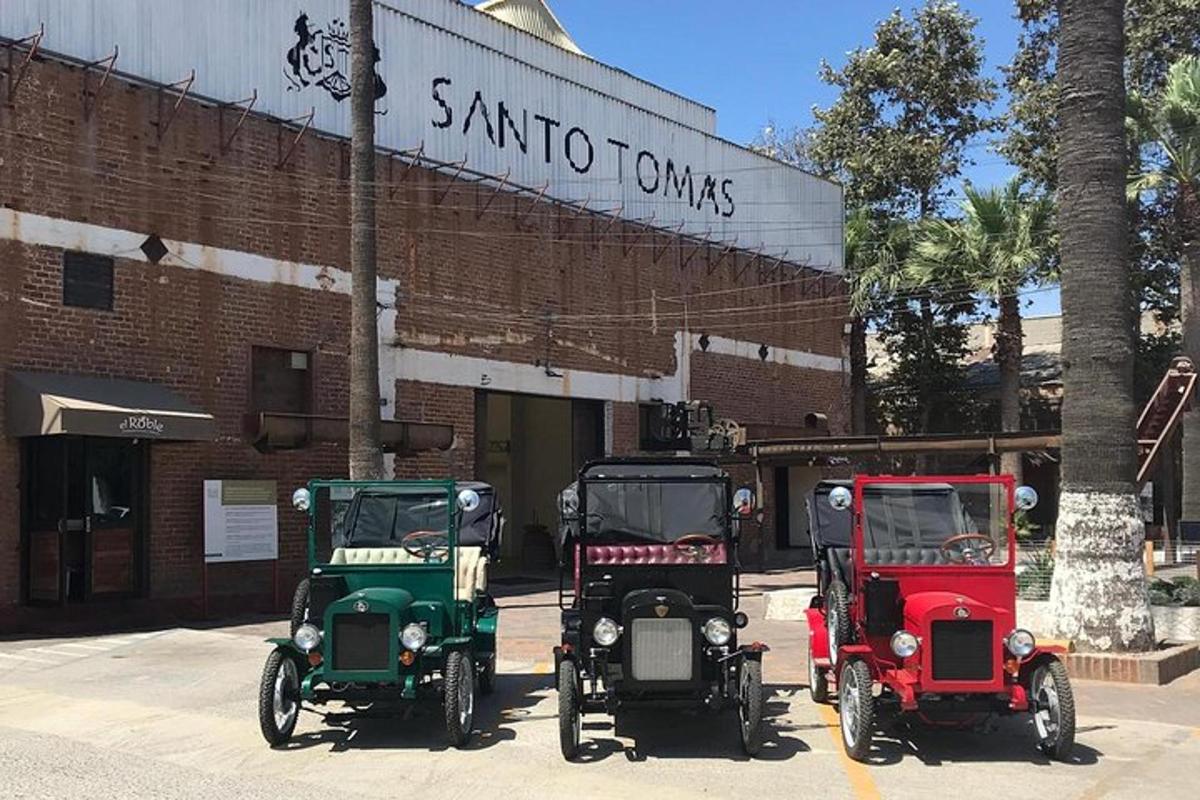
<box><xmin>21</xmin><ymin>437</ymin><xmax>147</xmax><ymax>604</ymax></box>
<box><xmin>475</xmin><ymin>392</ymin><xmax>604</xmax><ymax>569</ymax></box>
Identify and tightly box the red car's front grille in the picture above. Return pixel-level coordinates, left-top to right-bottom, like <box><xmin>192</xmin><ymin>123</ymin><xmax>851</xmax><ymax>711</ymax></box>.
<box><xmin>930</xmin><ymin>620</ymin><xmax>994</xmax><ymax>681</ymax></box>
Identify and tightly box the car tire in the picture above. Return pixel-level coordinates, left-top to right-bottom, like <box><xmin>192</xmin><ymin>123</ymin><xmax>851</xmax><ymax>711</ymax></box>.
<box><xmin>826</xmin><ymin>580</ymin><xmax>852</xmax><ymax>667</ymax></box>
<box><xmin>738</xmin><ymin>659</ymin><xmax>764</xmax><ymax>756</ymax></box>
<box><xmin>480</xmin><ymin>651</ymin><xmax>497</xmax><ymax>696</ymax></box>
<box><xmin>1031</xmin><ymin>658</ymin><xmax>1076</xmax><ymax>761</ymax></box>
<box><xmin>558</xmin><ymin>659</ymin><xmax>582</xmax><ymax>760</ymax></box>
<box><xmin>444</xmin><ymin>649</ymin><xmax>475</xmax><ymax>748</ymax></box>
<box><xmin>838</xmin><ymin>658</ymin><xmax>874</xmax><ymax>763</ymax></box>
<box><xmin>808</xmin><ymin>639</ymin><xmax>829</xmax><ymax>704</ymax></box>
<box><xmin>258</xmin><ymin>648</ymin><xmax>300</xmax><ymax>747</ymax></box>
<box><xmin>289</xmin><ymin>578</ymin><xmax>311</xmax><ymax>637</ymax></box>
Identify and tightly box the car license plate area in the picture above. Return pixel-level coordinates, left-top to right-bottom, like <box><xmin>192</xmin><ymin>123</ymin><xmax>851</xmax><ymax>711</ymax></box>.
<box><xmin>332</xmin><ymin>613</ymin><xmax>390</xmax><ymax>671</ymax></box>
<box><xmin>630</xmin><ymin>617</ymin><xmax>692</xmax><ymax>681</ymax></box>
<box><xmin>931</xmin><ymin>620</ymin><xmax>993</xmax><ymax>681</ymax></box>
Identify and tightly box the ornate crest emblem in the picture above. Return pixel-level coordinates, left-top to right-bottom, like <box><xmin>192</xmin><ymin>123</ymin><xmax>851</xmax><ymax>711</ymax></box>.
<box><xmin>353</xmin><ymin>599</ymin><xmax>370</xmax><ymax>613</ymax></box>
<box><xmin>954</xmin><ymin>605</ymin><xmax>970</xmax><ymax>619</ymax></box>
<box><xmin>654</xmin><ymin>604</ymin><xmax>669</xmax><ymax>618</ymax></box>
<box><xmin>284</xmin><ymin>12</ymin><xmax>387</xmax><ymax>107</ymax></box>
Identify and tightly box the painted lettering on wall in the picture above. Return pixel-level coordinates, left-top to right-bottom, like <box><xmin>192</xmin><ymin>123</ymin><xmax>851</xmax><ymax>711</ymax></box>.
<box><xmin>429</xmin><ymin>77</ymin><xmax>736</xmax><ymax>218</ymax></box>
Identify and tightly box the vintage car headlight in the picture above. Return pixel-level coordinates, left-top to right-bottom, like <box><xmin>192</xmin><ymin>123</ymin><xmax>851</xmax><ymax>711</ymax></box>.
<box><xmin>293</xmin><ymin>623</ymin><xmax>322</xmax><ymax>653</ymax></box>
<box><xmin>592</xmin><ymin>617</ymin><xmax>620</xmax><ymax>647</ymax></box>
<box><xmin>703</xmin><ymin>617</ymin><xmax>733</xmax><ymax>646</ymax></box>
<box><xmin>890</xmin><ymin>630</ymin><xmax>919</xmax><ymax>658</ymax></box>
<box><xmin>1006</xmin><ymin>628</ymin><xmax>1036</xmax><ymax>657</ymax></box>
<box><xmin>400</xmin><ymin>623</ymin><xmax>428</xmax><ymax>651</ymax></box>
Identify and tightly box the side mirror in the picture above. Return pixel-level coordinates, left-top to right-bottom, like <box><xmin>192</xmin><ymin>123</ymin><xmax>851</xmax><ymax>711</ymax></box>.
<box><xmin>732</xmin><ymin>486</ymin><xmax>755</xmax><ymax>518</ymax></box>
<box><xmin>828</xmin><ymin>486</ymin><xmax>852</xmax><ymax>512</ymax></box>
<box><xmin>559</xmin><ymin>486</ymin><xmax>579</xmax><ymax>519</ymax></box>
<box><xmin>1015</xmin><ymin>485</ymin><xmax>1039</xmax><ymax>512</ymax></box>
<box><xmin>457</xmin><ymin>488</ymin><xmax>481</xmax><ymax>513</ymax></box>
<box><xmin>291</xmin><ymin>487</ymin><xmax>311</xmax><ymax>513</ymax></box>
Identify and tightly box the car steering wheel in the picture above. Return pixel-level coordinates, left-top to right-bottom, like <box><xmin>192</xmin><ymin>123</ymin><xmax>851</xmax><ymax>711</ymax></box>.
<box><xmin>401</xmin><ymin>530</ymin><xmax>450</xmax><ymax>561</ymax></box>
<box><xmin>940</xmin><ymin>532</ymin><xmax>997</xmax><ymax>564</ymax></box>
<box><xmin>672</xmin><ymin>533</ymin><xmax>722</xmax><ymax>561</ymax></box>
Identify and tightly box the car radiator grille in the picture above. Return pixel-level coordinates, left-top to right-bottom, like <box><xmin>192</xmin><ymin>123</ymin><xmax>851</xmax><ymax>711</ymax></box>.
<box><xmin>332</xmin><ymin>613</ymin><xmax>390</xmax><ymax>671</ymax></box>
<box><xmin>930</xmin><ymin>620</ymin><xmax>994</xmax><ymax>681</ymax></box>
<box><xmin>630</xmin><ymin>617</ymin><xmax>693</xmax><ymax>681</ymax></box>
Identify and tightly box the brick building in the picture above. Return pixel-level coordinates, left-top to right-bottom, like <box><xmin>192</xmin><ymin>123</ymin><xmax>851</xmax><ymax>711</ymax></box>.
<box><xmin>0</xmin><ymin>0</ymin><xmax>846</xmax><ymax>631</ymax></box>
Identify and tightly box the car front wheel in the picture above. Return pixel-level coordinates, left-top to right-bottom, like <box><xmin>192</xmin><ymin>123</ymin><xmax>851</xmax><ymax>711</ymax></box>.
<box><xmin>1031</xmin><ymin>658</ymin><xmax>1076</xmax><ymax>761</ymax></box>
<box><xmin>444</xmin><ymin>650</ymin><xmax>475</xmax><ymax>748</ymax></box>
<box><xmin>839</xmin><ymin>658</ymin><xmax>874</xmax><ymax>762</ymax></box>
<box><xmin>258</xmin><ymin>648</ymin><xmax>300</xmax><ymax>747</ymax></box>
<box><xmin>738</xmin><ymin>659</ymin><xmax>764</xmax><ymax>756</ymax></box>
<box><xmin>558</xmin><ymin>659</ymin><xmax>582</xmax><ymax>760</ymax></box>
<box><xmin>289</xmin><ymin>578</ymin><xmax>311</xmax><ymax>637</ymax></box>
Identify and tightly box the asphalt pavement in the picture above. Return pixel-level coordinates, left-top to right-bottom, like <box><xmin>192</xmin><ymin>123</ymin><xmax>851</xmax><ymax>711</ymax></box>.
<box><xmin>0</xmin><ymin>571</ymin><xmax>1197</xmax><ymax>800</ymax></box>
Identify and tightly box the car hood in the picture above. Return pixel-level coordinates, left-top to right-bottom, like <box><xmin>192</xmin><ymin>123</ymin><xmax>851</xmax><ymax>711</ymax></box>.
<box><xmin>336</xmin><ymin>586</ymin><xmax>415</xmax><ymax>613</ymax></box>
<box><xmin>902</xmin><ymin>590</ymin><xmax>1005</xmax><ymax>621</ymax></box>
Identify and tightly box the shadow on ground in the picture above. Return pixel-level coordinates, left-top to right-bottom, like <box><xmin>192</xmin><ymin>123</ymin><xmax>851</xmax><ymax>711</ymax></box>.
<box><xmin>274</xmin><ymin>671</ymin><xmax>553</xmax><ymax>753</ymax></box>
<box><xmin>571</xmin><ymin>683</ymin><xmax>811</xmax><ymax>763</ymax></box>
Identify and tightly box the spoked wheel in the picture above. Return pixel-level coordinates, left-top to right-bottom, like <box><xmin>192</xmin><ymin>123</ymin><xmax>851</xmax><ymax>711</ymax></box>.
<box><xmin>558</xmin><ymin>659</ymin><xmax>582</xmax><ymax>760</ymax></box>
<box><xmin>738</xmin><ymin>659</ymin><xmax>764</xmax><ymax>756</ymax></box>
<box><xmin>258</xmin><ymin>648</ymin><xmax>300</xmax><ymax>747</ymax></box>
<box><xmin>826</xmin><ymin>581</ymin><xmax>851</xmax><ymax>668</ymax></box>
<box><xmin>838</xmin><ymin>658</ymin><xmax>874</xmax><ymax>762</ymax></box>
<box><xmin>1031</xmin><ymin>658</ymin><xmax>1076</xmax><ymax>761</ymax></box>
<box><xmin>444</xmin><ymin>650</ymin><xmax>476</xmax><ymax>748</ymax></box>
<box><xmin>808</xmin><ymin>639</ymin><xmax>829</xmax><ymax>703</ymax></box>
<box><xmin>289</xmin><ymin>578</ymin><xmax>311</xmax><ymax>637</ymax></box>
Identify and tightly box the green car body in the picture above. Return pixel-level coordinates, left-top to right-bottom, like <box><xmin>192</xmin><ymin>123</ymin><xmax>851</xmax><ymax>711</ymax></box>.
<box><xmin>257</xmin><ymin>479</ymin><xmax>502</xmax><ymax>748</ymax></box>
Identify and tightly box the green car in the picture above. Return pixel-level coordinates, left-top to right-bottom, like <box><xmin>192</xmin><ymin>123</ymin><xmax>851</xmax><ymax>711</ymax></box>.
<box><xmin>257</xmin><ymin>479</ymin><xmax>503</xmax><ymax>748</ymax></box>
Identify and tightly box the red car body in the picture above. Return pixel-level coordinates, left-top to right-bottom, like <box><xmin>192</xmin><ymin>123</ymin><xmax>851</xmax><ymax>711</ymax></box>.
<box><xmin>806</xmin><ymin>474</ymin><xmax>1075</xmax><ymax>761</ymax></box>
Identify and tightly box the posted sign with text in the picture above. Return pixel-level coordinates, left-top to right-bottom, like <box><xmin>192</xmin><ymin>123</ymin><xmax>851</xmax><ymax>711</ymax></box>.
<box><xmin>203</xmin><ymin>480</ymin><xmax>279</xmax><ymax>564</ymax></box>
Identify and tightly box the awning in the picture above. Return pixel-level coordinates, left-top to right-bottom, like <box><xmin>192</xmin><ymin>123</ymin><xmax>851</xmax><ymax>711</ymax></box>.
<box><xmin>5</xmin><ymin>370</ymin><xmax>216</xmax><ymax>441</ymax></box>
<box><xmin>251</xmin><ymin>412</ymin><xmax>453</xmax><ymax>454</ymax></box>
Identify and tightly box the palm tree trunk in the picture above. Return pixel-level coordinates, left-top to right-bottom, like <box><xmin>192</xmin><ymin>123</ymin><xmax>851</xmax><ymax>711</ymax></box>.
<box><xmin>349</xmin><ymin>0</ymin><xmax>384</xmax><ymax>480</ymax></box>
<box><xmin>997</xmin><ymin>291</ymin><xmax>1024</xmax><ymax>482</ymax></box>
<box><xmin>1178</xmin><ymin>187</ymin><xmax>1200</xmax><ymax>521</ymax></box>
<box><xmin>1048</xmin><ymin>0</ymin><xmax>1154</xmax><ymax>652</ymax></box>
<box><xmin>850</xmin><ymin>314</ymin><xmax>868</xmax><ymax>434</ymax></box>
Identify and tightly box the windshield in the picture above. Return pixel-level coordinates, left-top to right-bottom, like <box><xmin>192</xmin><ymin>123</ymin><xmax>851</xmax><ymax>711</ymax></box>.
<box><xmin>584</xmin><ymin>479</ymin><xmax>726</xmax><ymax>543</ymax></box>
<box><xmin>314</xmin><ymin>485</ymin><xmax>455</xmax><ymax>565</ymax></box>
<box><xmin>859</xmin><ymin>481</ymin><xmax>1010</xmax><ymax>567</ymax></box>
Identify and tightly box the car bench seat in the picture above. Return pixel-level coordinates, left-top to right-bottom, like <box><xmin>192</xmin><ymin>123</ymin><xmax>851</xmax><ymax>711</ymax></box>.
<box><xmin>862</xmin><ymin>548</ymin><xmax>946</xmax><ymax>566</ymax></box>
<box><xmin>329</xmin><ymin>546</ymin><xmax>489</xmax><ymax>598</ymax></box>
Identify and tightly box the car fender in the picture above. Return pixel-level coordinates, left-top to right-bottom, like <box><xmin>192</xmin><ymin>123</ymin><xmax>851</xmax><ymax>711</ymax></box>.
<box><xmin>1018</xmin><ymin>648</ymin><xmax>1065</xmax><ymax>685</ymax></box>
<box><xmin>805</xmin><ymin>608</ymin><xmax>830</xmax><ymax>660</ymax></box>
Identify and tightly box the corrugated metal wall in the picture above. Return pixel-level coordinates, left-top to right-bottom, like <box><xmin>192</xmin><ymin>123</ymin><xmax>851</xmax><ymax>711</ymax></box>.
<box><xmin>1</xmin><ymin>0</ymin><xmax>843</xmax><ymax>271</ymax></box>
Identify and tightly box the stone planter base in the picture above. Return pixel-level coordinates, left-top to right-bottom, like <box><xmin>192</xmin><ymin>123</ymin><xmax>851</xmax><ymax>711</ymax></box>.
<box><xmin>1062</xmin><ymin>642</ymin><xmax>1199</xmax><ymax>685</ymax></box>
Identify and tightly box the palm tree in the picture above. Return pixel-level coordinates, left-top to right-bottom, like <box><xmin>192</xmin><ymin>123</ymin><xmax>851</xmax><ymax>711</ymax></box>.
<box><xmin>1049</xmin><ymin>0</ymin><xmax>1155</xmax><ymax>652</ymax></box>
<box><xmin>845</xmin><ymin>209</ymin><xmax>911</xmax><ymax>434</ymax></box>
<box><xmin>908</xmin><ymin>179</ymin><xmax>1057</xmax><ymax>481</ymax></box>
<box><xmin>1127</xmin><ymin>56</ymin><xmax>1200</xmax><ymax>519</ymax></box>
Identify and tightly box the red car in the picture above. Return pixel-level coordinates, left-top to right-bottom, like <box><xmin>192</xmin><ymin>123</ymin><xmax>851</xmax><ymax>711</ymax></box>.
<box><xmin>805</xmin><ymin>475</ymin><xmax>1075</xmax><ymax>762</ymax></box>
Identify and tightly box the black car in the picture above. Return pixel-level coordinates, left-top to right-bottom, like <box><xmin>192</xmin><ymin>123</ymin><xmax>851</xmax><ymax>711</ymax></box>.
<box><xmin>552</xmin><ymin>457</ymin><xmax>766</xmax><ymax>759</ymax></box>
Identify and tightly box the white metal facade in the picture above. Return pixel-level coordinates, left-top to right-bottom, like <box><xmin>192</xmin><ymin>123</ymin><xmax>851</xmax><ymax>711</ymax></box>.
<box><xmin>1</xmin><ymin>0</ymin><xmax>844</xmax><ymax>271</ymax></box>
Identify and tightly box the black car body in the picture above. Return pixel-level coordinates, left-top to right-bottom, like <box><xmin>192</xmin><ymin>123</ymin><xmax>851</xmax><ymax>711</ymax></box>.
<box><xmin>552</xmin><ymin>457</ymin><xmax>765</xmax><ymax>758</ymax></box>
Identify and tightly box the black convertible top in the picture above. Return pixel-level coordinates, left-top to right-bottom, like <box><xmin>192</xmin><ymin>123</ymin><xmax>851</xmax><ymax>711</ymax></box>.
<box><xmin>580</xmin><ymin>458</ymin><xmax>725</xmax><ymax>481</ymax></box>
<box><xmin>334</xmin><ymin>481</ymin><xmax>504</xmax><ymax>557</ymax></box>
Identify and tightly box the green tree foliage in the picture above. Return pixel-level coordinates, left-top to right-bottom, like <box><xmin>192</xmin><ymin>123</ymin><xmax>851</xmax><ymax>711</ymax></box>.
<box><xmin>908</xmin><ymin>180</ymin><xmax>1057</xmax><ymax>475</ymax></box>
<box><xmin>801</xmin><ymin>1</ymin><xmax>997</xmax><ymax>435</ymax></box>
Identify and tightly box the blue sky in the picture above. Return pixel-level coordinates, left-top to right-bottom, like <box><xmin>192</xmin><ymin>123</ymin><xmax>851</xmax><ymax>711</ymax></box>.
<box><xmin>544</xmin><ymin>1</ymin><xmax>1060</xmax><ymax>317</ymax></box>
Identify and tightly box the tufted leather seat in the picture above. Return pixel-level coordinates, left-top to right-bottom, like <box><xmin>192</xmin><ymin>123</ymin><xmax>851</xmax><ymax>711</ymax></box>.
<box><xmin>862</xmin><ymin>548</ymin><xmax>946</xmax><ymax>566</ymax></box>
<box><xmin>329</xmin><ymin>546</ymin><xmax>488</xmax><ymax>598</ymax></box>
<box><xmin>586</xmin><ymin>543</ymin><xmax>727</xmax><ymax>566</ymax></box>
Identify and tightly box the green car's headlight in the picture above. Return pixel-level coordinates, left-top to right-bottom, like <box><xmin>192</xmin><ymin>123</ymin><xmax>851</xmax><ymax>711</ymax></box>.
<box><xmin>400</xmin><ymin>623</ymin><xmax>428</xmax><ymax>651</ymax></box>
<box><xmin>293</xmin><ymin>623</ymin><xmax>322</xmax><ymax>653</ymax></box>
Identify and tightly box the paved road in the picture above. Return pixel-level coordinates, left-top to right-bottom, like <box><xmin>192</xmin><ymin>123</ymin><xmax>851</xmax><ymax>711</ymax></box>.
<box><xmin>1</xmin><ymin>573</ymin><xmax>1197</xmax><ymax>800</ymax></box>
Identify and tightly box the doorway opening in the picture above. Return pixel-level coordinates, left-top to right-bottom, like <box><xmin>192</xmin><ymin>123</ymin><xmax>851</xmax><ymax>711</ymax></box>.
<box><xmin>475</xmin><ymin>392</ymin><xmax>603</xmax><ymax>570</ymax></box>
<box><xmin>21</xmin><ymin>437</ymin><xmax>147</xmax><ymax>605</ymax></box>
